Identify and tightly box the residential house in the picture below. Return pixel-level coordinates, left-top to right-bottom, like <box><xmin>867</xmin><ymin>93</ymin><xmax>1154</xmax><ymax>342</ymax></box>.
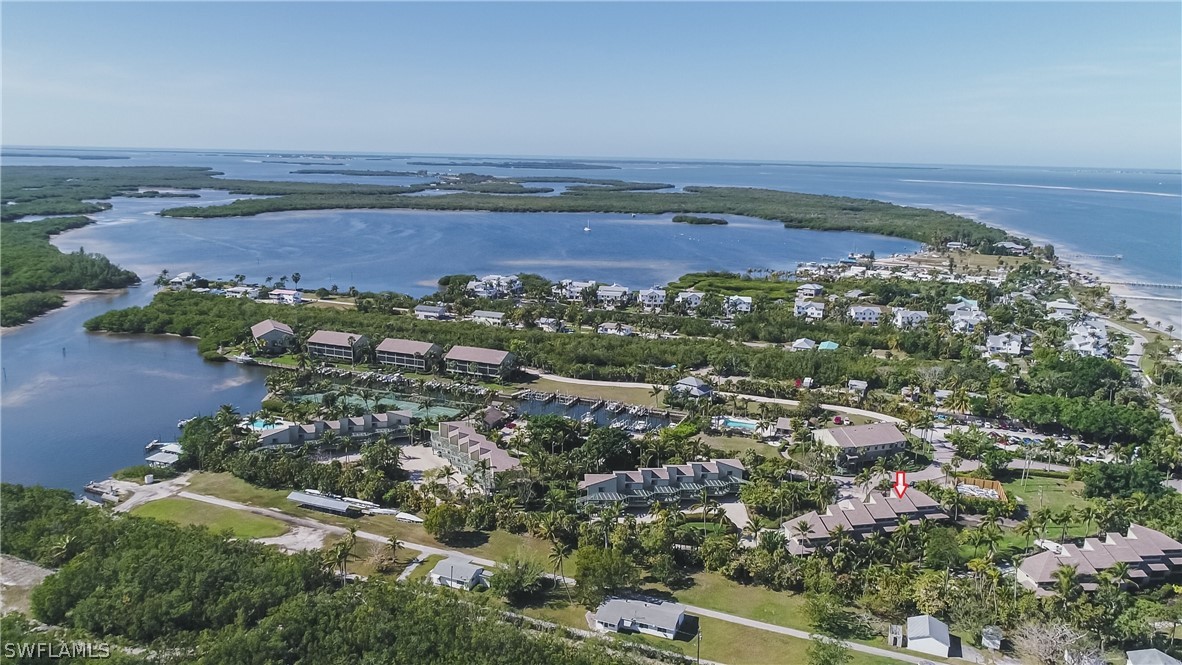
<box><xmin>847</xmin><ymin>379</ymin><xmax>869</xmax><ymax>396</ymax></box>
<box><xmin>146</xmin><ymin>442</ymin><xmax>183</xmax><ymax>468</ymax></box>
<box><xmin>1067</xmin><ymin>318</ymin><xmax>1109</xmax><ymax>357</ymax></box>
<box><xmin>783</xmin><ymin>488</ymin><xmax>948</xmax><ymax>555</ymax></box>
<box><xmin>466</xmin><ymin>274</ymin><xmax>521</xmax><ymax>299</ymax></box>
<box><xmin>723</xmin><ymin>295</ymin><xmax>753</xmax><ymax>316</ymax></box>
<box><xmin>306</xmin><ymin>330</ymin><xmax>368</xmax><ymax>363</ymax></box>
<box><xmin>951</xmin><ymin>308</ymin><xmax>988</xmax><ymax>333</ymax></box>
<box><xmin>536</xmin><ymin>318</ymin><xmax>563</xmax><ymax>333</ymax></box>
<box><xmin>597</xmin><ymin>284</ymin><xmax>632</xmax><ymax>306</ymax></box>
<box><xmin>1126</xmin><ymin>649</ymin><xmax>1182</xmax><ymax>665</ymax></box>
<box><xmin>168</xmin><ymin>272</ymin><xmax>200</xmax><ymax>289</ymax></box>
<box><xmin>671</xmin><ymin>376</ymin><xmax>712</xmax><ymax>398</ymax></box>
<box><xmin>430</xmin><ymin>421</ymin><xmax>521</xmax><ymax>486</ymax></box>
<box><xmin>444</xmin><ymin>346</ymin><xmax>515</xmax><ymax>380</ymax></box>
<box><xmin>556</xmin><ymin>279</ymin><xmax>597</xmax><ymax>301</ymax></box>
<box><xmin>675</xmin><ymin>289</ymin><xmax>705</xmax><ymax>310</ymax></box>
<box><xmin>849</xmin><ymin>305</ymin><xmax>883</xmax><ymax>325</ymax></box>
<box><xmin>893</xmin><ymin>309</ymin><xmax>930</xmax><ymax>329</ymax></box>
<box><xmin>414</xmin><ymin>304</ymin><xmax>449</xmax><ymax>321</ymax></box>
<box><xmin>1016</xmin><ymin>524</ymin><xmax>1182</xmax><ymax>595</ymax></box>
<box><xmin>225</xmin><ymin>286</ymin><xmax>259</xmax><ymax>299</ymax></box>
<box><xmin>597</xmin><ymin>322</ymin><xmax>634</xmax><ymax>336</ymax></box>
<box><xmin>790</xmin><ymin>338</ymin><xmax>816</xmax><ymax>352</ymax></box>
<box><xmin>946</xmin><ymin>241</ymin><xmax>967</xmax><ymax>250</ymax></box>
<box><xmin>250</xmin><ymin>319</ymin><xmax>294</xmax><ymax>354</ymax></box>
<box><xmin>995</xmin><ymin>241</ymin><xmax>1029</xmax><ymax>255</ymax></box>
<box><xmin>1046</xmin><ymin>298</ymin><xmax>1081</xmax><ymax>320</ymax></box>
<box><xmin>593</xmin><ymin>599</ymin><xmax>687</xmax><ymax>639</ymax></box>
<box><xmin>906</xmin><ymin>615</ymin><xmax>952</xmax><ymax>658</ymax></box>
<box><xmin>797</xmin><ymin>283</ymin><xmax>824</xmax><ymax>299</ymax></box>
<box><xmin>375</xmin><ymin>338</ymin><xmax>441</xmax><ymax>372</ymax></box>
<box><xmin>578</xmin><ymin>459</ymin><xmax>745</xmax><ymax>508</ymax></box>
<box><xmin>813</xmin><ymin>423</ymin><xmax>907</xmax><ymax>468</ymax></box>
<box><xmin>428</xmin><ymin>558</ymin><xmax>487</xmax><ymax>590</ymax></box>
<box><xmin>638</xmin><ymin>287</ymin><xmax>666</xmax><ymax>310</ymax></box>
<box><xmin>794</xmin><ymin>300</ymin><xmax>826</xmax><ymax>321</ymax></box>
<box><xmin>471</xmin><ymin>310</ymin><xmax>506</xmax><ymax>326</ymax></box>
<box><xmin>818</xmin><ymin>341</ymin><xmax>840</xmax><ymax>351</ymax></box>
<box><xmin>844</xmin><ymin>289</ymin><xmax>866</xmax><ymax>299</ymax></box>
<box><xmin>268</xmin><ymin>288</ymin><xmax>303</xmax><ymax>304</ymax></box>
<box><xmin>986</xmin><ymin>332</ymin><xmax>1023</xmax><ymax>356</ymax></box>
<box><xmin>981</xmin><ymin>626</ymin><xmax>1003</xmax><ymax>651</ymax></box>
<box><xmin>774</xmin><ymin>417</ymin><xmax>796</xmax><ymax>438</ymax></box>
<box><xmin>257</xmin><ymin>411</ymin><xmax>412</xmax><ymax>448</ymax></box>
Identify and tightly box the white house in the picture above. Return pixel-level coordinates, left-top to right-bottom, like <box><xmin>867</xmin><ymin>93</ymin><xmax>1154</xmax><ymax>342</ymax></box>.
<box><xmin>893</xmin><ymin>309</ymin><xmax>929</xmax><ymax>329</ymax></box>
<box><xmin>471</xmin><ymin>310</ymin><xmax>506</xmax><ymax>326</ymax></box>
<box><xmin>849</xmin><ymin>305</ymin><xmax>883</xmax><ymax>325</ymax></box>
<box><xmin>414</xmin><ymin>304</ymin><xmax>449</xmax><ymax>320</ymax></box>
<box><xmin>593</xmin><ymin>599</ymin><xmax>687</xmax><ymax>639</ymax></box>
<box><xmin>1126</xmin><ymin>649</ymin><xmax>1182</xmax><ymax>665</ymax></box>
<box><xmin>951</xmin><ymin>309</ymin><xmax>988</xmax><ymax>333</ymax></box>
<box><xmin>225</xmin><ymin>286</ymin><xmax>260</xmax><ymax>299</ymax></box>
<box><xmin>675</xmin><ymin>289</ymin><xmax>705</xmax><ymax>310</ymax></box>
<box><xmin>797</xmin><ymin>283</ymin><xmax>824</xmax><ymax>299</ymax></box>
<box><xmin>1067</xmin><ymin>320</ymin><xmax>1110</xmax><ymax>357</ymax></box>
<box><xmin>790</xmin><ymin>338</ymin><xmax>817</xmax><ymax>352</ymax></box>
<box><xmin>848</xmin><ymin>379</ymin><xmax>869</xmax><ymax>395</ymax></box>
<box><xmin>168</xmin><ymin>272</ymin><xmax>200</xmax><ymax>289</ymax></box>
<box><xmin>946</xmin><ymin>241</ymin><xmax>967</xmax><ymax>250</ymax></box>
<box><xmin>723</xmin><ymin>295</ymin><xmax>753</xmax><ymax>316</ymax></box>
<box><xmin>995</xmin><ymin>241</ymin><xmax>1029</xmax><ymax>255</ymax></box>
<box><xmin>268</xmin><ymin>288</ymin><xmax>303</xmax><ymax>305</ymax></box>
<box><xmin>556</xmin><ymin>279</ymin><xmax>597</xmax><ymax>301</ymax></box>
<box><xmin>986</xmin><ymin>332</ymin><xmax>1023</xmax><ymax>356</ymax></box>
<box><xmin>794</xmin><ymin>300</ymin><xmax>826</xmax><ymax>321</ymax></box>
<box><xmin>1046</xmin><ymin>298</ymin><xmax>1081</xmax><ymax>320</ymax></box>
<box><xmin>597</xmin><ymin>284</ymin><xmax>632</xmax><ymax>306</ymax></box>
<box><xmin>906</xmin><ymin>614</ymin><xmax>952</xmax><ymax>657</ymax></box>
<box><xmin>428</xmin><ymin>558</ymin><xmax>486</xmax><ymax>590</ymax></box>
<box><xmin>597</xmin><ymin>322</ymin><xmax>634</xmax><ymax>336</ymax></box>
<box><xmin>638</xmin><ymin>287</ymin><xmax>666</xmax><ymax>310</ymax></box>
<box><xmin>466</xmin><ymin>274</ymin><xmax>521</xmax><ymax>299</ymax></box>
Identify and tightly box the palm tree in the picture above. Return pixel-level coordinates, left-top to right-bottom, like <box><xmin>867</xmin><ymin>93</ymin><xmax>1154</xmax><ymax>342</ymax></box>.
<box><xmin>648</xmin><ymin>384</ymin><xmax>665</xmax><ymax>406</ymax></box>
<box><xmin>1055</xmin><ymin>507</ymin><xmax>1076</xmax><ymax>543</ymax></box>
<box><xmin>1078</xmin><ymin>504</ymin><xmax>1101</xmax><ymax>538</ymax></box>
<box><xmin>550</xmin><ymin>540</ymin><xmax>573</xmax><ymax>601</ymax></box>
<box><xmin>1052</xmin><ymin>563</ymin><xmax>1081</xmax><ymax>610</ymax></box>
<box><xmin>1015</xmin><ymin>518</ymin><xmax>1038</xmax><ymax>555</ymax></box>
<box><xmin>386</xmin><ymin>536</ymin><xmax>402</xmax><ymax>562</ymax></box>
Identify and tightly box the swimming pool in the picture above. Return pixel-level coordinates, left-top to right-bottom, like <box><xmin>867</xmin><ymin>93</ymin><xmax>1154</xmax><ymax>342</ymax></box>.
<box><xmin>720</xmin><ymin>417</ymin><xmax>758</xmax><ymax>430</ymax></box>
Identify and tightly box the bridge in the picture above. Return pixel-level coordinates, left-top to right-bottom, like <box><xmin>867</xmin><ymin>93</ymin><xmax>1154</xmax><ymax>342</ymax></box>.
<box><xmin>1066</xmin><ymin>253</ymin><xmax>1123</xmax><ymax>260</ymax></box>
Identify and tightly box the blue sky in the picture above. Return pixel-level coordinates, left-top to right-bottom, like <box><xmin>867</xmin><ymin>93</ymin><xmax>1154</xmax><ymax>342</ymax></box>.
<box><xmin>3</xmin><ymin>2</ymin><xmax>1179</xmax><ymax>168</ymax></box>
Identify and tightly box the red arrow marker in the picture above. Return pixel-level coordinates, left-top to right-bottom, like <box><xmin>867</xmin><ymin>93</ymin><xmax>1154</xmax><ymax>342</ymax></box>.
<box><xmin>892</xmin><ymin>471</ymin><xmax>908</xmax><ymax>499</ymax></box>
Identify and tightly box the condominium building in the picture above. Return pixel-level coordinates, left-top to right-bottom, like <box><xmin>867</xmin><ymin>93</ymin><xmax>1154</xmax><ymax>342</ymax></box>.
<box><xmin>443</xmin><ymin>346</ymin><xmax>515</xmax><ymax>381</ymax></box>
<box><xmin>429</xmin><ymin>421</ymin><xmax>521</xmax><ymax>487</ymax></box>
<box><xmin>306</xmin><ymin>330</ymin><xmax>368</xmax><ymax>363</ymax></box>
<box><xmin>256</xmin><ymin>411</ymin><xmax>412</xmax><ymax>448</ymax></box>
<box><xmin>1017</xmin><ymin>524</ymin><xmax>1182</xmax><ymax>595</ymax></box>
<box><xmin>375</xmin><ymin>338</ymin><xmax>441</xmax><ymax>372</ymax></box>
<box><xmin>577</xmin><ymin>459</ymin><xmax>745</xmax><ymax>508</ymax></box>
<box><xmin>250</xmin><ymin>319</ymin><xmax>294</xmax><ymax>353</ymax></box>
<box><xmin>783</xmin><ymin>488</ymin><xmax>948</xmax><ymax>555</ymax></box>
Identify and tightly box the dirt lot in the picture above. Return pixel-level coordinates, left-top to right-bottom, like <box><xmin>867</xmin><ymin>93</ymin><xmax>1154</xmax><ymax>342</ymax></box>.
<box><xmin>1</xmin><ymin>554</ymin><xmax>53</xmax><ymax>614</ymax></box>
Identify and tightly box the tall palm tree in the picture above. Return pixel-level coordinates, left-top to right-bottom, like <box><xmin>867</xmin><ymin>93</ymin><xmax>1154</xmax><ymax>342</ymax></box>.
<box><xmin>1055</xmin><ymin>507</ymin><xmax>1076</xmax><ymax>543</ymax></box>
<box><xmin>550</xmin><ymin>540</ymin><xmax>573</xmax><ymax>601</ymax></box>
<box><xmin>1078</xmin><ymin>504</ymin><xmax>1101</xmax><ymax>538</ymax></box>
<box><xmin>1015</xmin><ymin>518</ymin><xmax>1038</xmax><ymax>555</ymax></box>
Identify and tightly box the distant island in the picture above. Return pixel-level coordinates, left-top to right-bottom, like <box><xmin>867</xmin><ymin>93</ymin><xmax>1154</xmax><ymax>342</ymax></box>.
<box><xmin>672</xmin><ymin>215</ymin><xmax>728</xmax><ymax>225</ymax></box>
<box><xmin>1</xmin><ymin>152</ymin><xmax>130</xmax><ymax>160</ymax></box>
<box><xmin>407</xmin><ymin>160</ymin><xmax>619</xmax><ymax>170</ymax></box>
<box><xmin>124</xmin><ymin>190</ymin><xmax>202</xmax><ymax>198</ymax></box>
<box><xmin>262</xmin><ymin>160</ymin><xmax>346</xmax><ymax>166</ymax></box>
<box><xmin>292</xmin><ymin>169</ymin><xmax>431</xmax><ymax>177</ymax></box>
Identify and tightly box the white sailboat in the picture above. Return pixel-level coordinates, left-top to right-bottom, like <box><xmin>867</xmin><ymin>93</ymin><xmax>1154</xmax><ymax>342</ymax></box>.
<box><xmin>583</xmin><ymin>221</ymin><xmax>591</xmax><ymax>232</ymax></box>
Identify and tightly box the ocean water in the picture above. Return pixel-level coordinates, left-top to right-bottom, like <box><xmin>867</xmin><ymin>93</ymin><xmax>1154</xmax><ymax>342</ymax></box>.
<box><xmin>1</xmin><ymin>148</ymin><xmax>1179</xmax><ymax>490</ymax></box>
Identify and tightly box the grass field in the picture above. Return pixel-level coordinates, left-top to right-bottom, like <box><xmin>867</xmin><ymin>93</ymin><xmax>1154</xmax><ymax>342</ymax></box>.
<box><xmin>1002</xmin><ymin>475</ymin><xmax>1087</xmax><ymax>515</ymax></box>
<box><xmin>407</xmin><ymin>554</ymin><xmax>445</xmax><ymax>582</ymax></box>
<box><xmin>183</xmin><ymin>472</ymin><xmax>568</xmax><ymax>571</ymax></box>
<box><xmin>701</xmin><ymin>434</ymin><xmax>771</xmax><ymax>455</ymax></box>
<box><xmin>130</xmin><ymin>497</ymin><xmax>288</xmax><ymax>539</ymax></box>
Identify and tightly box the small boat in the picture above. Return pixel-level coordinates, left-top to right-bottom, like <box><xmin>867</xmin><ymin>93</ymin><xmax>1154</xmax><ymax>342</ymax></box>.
<box><xmin>583</xmin><ymin>221</ymin><xmax>591</xmax><ymax>232</ymax></box>
<box><xmin>177</xmin><ymin>417</ymin><xmax>196</xmax><ymax>429</ymax></box>
<box><xmin>229</xmin><ymin>353</ymin><xmax>256</xmax><ymax>365</ymax></box>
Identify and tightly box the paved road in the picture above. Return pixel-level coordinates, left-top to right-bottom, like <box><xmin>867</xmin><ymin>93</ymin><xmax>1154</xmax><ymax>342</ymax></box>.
<box><xmin>119</xmin><ymin>480</ymin><xmax>934</xmax><ymax>665</ymax></box>
<box><xmin>1103</xmin><ymin>318</ymin><xmax>1182</xmax><ymax>434</ymax></box>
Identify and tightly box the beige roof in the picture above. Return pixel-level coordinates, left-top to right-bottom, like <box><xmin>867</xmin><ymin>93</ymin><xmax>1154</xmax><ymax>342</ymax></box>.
<box><xmin>307</xmin><ymin>330</ymin><xmax>366</xmax><ymax>347</ymax></box>
<box><xmin>376</xmin><ymin>338</ymin><xmax>439</xmax><ymax>356</ymax></box>
<box><xmin>251</xmin><ymin>319</ymin><xmax>293</xmax><ymax>338</ymax></box>
<box><xmin>818</xmin><ymin>423</ymin><xmax>906</xmax><ymax>449</ymax></box>
<box><xmin>445</xmin><ymin>345</ymin><xmax>512</xmax><ymax>365</ymax></box>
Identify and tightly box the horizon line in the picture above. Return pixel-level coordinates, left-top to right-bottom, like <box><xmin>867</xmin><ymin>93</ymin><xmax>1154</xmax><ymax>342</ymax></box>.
<box><xmin>2</xmin><ymin>143</ymin><xmax>1179</xmax><ymax>174</ymax></box>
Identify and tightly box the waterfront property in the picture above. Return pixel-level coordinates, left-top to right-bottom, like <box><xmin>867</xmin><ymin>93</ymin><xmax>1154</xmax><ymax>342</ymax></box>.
<box><xmin>597</xmin><ymin>283</ymin><xmax>632</xmax><ymax>306</ymax></box>
<box><xmin>593</xmin><ymin>599</ymin><xmax>687</xmax><ymax>639</ymax></box>
<box><xmin>638</xmin><ymin>287</ymin><xmax>666</xmax><ymax>310</ymax></box>
<box><xmin>287</xmin><ymin>490</ymin><xmax>362</xmax><ymax>516</ymax></box>
<box><xmin>906</xmin><ymin>614</ymin><xmax>952</xmax><ymax>658</ymax></box>
<box><xmin>443</xmin><ymin>345</ymin><xmax>515</xmax><ymax>381</ymax></box>
<box><xmin>428</xmin><ymin>557</ymin><xmax>487</xmax><ymax>590</ymax></box>
<box><xmin>375</xmin><ymin>338</ymin><xmax>441</xmax><ymax>372</ymax></box>
<box><xmin>268</xmin><ymin>288</ymin><xmax>303</xmax><ymax>304</ymax></box>
<box><xmin>257</xmin><ymin>411</ymin><xmax>412</xmax><ymax>448</ymax></box>
<box><xmin>466</xmin><ymin>274</ymin><xmax>521</xmax><ymax>299</ymax></box>
<box><xmin>556</xmin><ymin>279</ymin><xmax>596</xmax><ymax>301</ymax></box>
<box><xmin>429</xmin><ymin>421</ymin><xmax>521</xmax><ymax>487</ymax></box>
<box><xmin>145</xmin><ymin>442</ymin><xmax>183</xmax><ymax>468</ymax></box>
<box><xmin>577</xmin><ymin>458</ymin><xmax>745</xmax><ymax>508</ymax></box>
<box><xmin>813</xmin><ymin>423</ymin><xmax>908</xmax><ymax>468</ymax></box>
<box><xmin>1016</xmin><ymin>524</ymin><xmax>1182</xmax><ymax>595</ymax></box>
<box><xmin>784</xmin><ymin>488</ymin><xmax>948</xmax><ymax>555</ymax></box>
<box><xmin>675</xmin><ymin>289</ymin><xmax>704</xmax><ymax>310</ymax></box>
<box><xmin>1046</xmin><ymin>298</ymin><xmax>1081</xmax><ymax>320</ymax></box>
<box><xmin>306</xmin><ymin>330</ymin><xmax>368</xmax><ymax>363</ymax></box>
<box><xmin>250</xmin><ymin>319</ymin><xmax>294</xmax><ymax>354</ymax></box>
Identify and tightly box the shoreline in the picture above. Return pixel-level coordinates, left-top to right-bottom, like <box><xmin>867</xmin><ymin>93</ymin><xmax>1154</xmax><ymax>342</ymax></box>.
<box><xmin>0</xmin><ymin>288</ymin><xmax>127</xmax><ymax>336</ymax></box>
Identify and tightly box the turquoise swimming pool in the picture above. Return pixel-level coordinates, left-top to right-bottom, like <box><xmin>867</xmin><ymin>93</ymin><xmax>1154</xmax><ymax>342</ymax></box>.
<box><xmin>721</xmin><ymin>417</ymin><xmax>758</xmax><ymax>430</ymax></box>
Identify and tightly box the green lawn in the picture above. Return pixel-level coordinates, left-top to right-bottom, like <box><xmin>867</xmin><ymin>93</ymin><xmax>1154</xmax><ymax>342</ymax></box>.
<box><xmin>701</xmin><ymin>434</ymin><xmax>771</xmax><ymax>455</ymax></box>
<box><xmin>130</xmin><ymin>497</ymin><xmax>288</xmax><ymax>539</ymax></box>
<box><xmin>664</xmin><ymin>571</ymin><xmax>811</xmax><ymax>632</ymax></box>
<box><xmin>407</xmin><ymin>554</ymin><xmax>445</xmax><ymax>582</ymax></box>
<box><xmin>183</xmin><ymin>472</ymin><xmax>569</xmax><ymax>572</ymax></box>
<box><xmin>1001</xmin><ymin>475</ymin><xmax>1087</xmax><ymax>515</ymax></box>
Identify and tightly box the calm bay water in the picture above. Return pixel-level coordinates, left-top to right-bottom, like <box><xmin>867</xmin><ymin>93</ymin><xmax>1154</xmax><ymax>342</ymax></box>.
<box><xmin>1</xmin><ymin>148</ymin><xmax>1179</xmax><ymax>490</ymax></box>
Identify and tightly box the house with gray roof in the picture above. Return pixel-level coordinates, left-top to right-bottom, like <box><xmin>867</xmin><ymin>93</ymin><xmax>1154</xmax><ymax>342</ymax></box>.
<box><xmin>444</xmin><ymin>345</ymin><xmax>515</xmax><ymax>381</ymax></box>
<box><xmin>471</xmin><ymin>310</ymin><xmax>506</xmax><ymax>326</ymax></box>
<box><xmin>306</xmin><ymin>330</ymin><xmax>368</xmax><ymax>363</ymax></box>
<box><xmin>578</xmin><ymin>459</ymin><xmax>745</xmax><ymax>508</ymax></box>
<box><xmin>790</xmin><ymin>338</ymin><xmax>817</xmax><ymax>352</ymax></box>
<box><xmin>250</xmin><ymin>319</ymin><xmax>294</xmax><ymax>354</ymax></box>
<box><xmin>797</xmin><ymin>283</ymin><xmax>824</xmax><ymax>299</ymax></box>
<box><xmin>287</xmin><ymin>491</ymin><xmax>361</xmax><ymax>516</ymax></box>
<box><xmin>257</xmin><ymin>411</ymin><xmax>412</xmax><ymax>448</ymax></box>
<box><xmin>906</xmin><ymin>614</ymin><xmax>952</xmax><ymax>657</ymax></box>
<box><xmin>593</xmin><ymin>599</ymin><xmax>687</xmax><ymax>639</ymax></box>
<box><xmin>597</xmin><ymin>284</ymin><xmax>632</xmax><ymax>306</ymax></box>
<box><xmin>375</xmin><ymin>338</ymin><xmax>441</xmax><ymax>372</ymax></box>
<box><xmin>783</xmin><ymin>488</ymin><xmax>947</xmax><ymax>555</ymax></box>
<box><xmin>414</xmin><ymin>304</ymin><xmax>449</xmax><ymax>320</ymax></box>
<box><xmin>1127</xmin><ymin>649</ymin><xmax>1182</xmax><ymax>665</ymax></box>
<box><xmin>813</xmin><ymin>423</ymin><xmax>908</xmax><ymax>468</ymax></box>
<box><xmin>428</xmin><ymin>558</ymin><xmax>487</xmax><ymax>590</ymax></box>
<box><xmin>671</xmin><ymin>376</ymin><xmax>712</xmax><ymax>398</ymax></box>
<box><xmin>1017</xmin><ymin>524</ymin><xmax>1182</xmax><ymax>595</ymax></box>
